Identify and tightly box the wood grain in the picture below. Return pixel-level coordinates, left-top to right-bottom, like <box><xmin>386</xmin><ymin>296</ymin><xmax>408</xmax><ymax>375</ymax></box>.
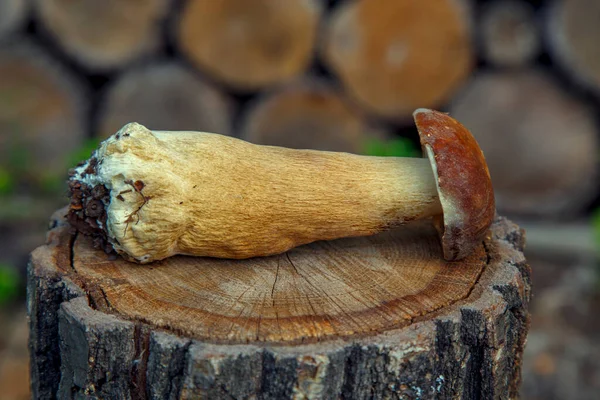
<box><xmin>72</xmin><ymin>220</ymin><xmax>485</xmax><ymax>344</ymax></box>
<box><xmin>322</xmin><ymin>0</ymin><xmax>473</xmax><ymax>119</ymax></box>
<box><xmin>29</xmin><ymin>210</ymin><xmax>529</xmax><ymax>399</ymax></box>
<box><xmin>176</xmin><ymin>0</ymin><xmax>322</xmax><ymax>91</ymax></box>
<box><xmin>69</xmin><ymin>220</ymin><xmax>486</xmax><ymax>343</ymax></box>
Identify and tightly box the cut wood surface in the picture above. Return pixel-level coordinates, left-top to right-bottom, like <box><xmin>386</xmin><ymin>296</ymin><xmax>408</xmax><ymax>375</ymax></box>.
<box><xmin>480</xmin><ymin>0</ymin><xmax>540</xmax><ymax>68</ymax></box>
<box><xmin>176</xmin><ymin>0</ymin><xmax>322</xmax><ymax>91</ymax></box>
<box><xmin>547</xmin><ymin>0</ymin><xmax>600</xmax><ymax>93</ymax></box>
<box><xmin>97</xmin><ymin>62</ymin><xmax>233</xmax><ymax>139</ymax></box>
<box><xmin>34</xmin><ymin>0</ymin><xmax>171</xmax><ymax>70</ymax></box>
<box><xmin>322</xmin><ymin>0</ymin><xmax>473</xmax><ymax>119</ymax></box>
<box><xmin>29</xmin><ymin>208</ymin><xmax>530</xmax><ymax>398</ymax></box>
<box><xmin>0</xmin><ymin>0</ymin><xmax>29</xmax><ymax>39</ymax></box>
<box><xmin>240</xmin><ymin>81</ymin><xmax>388</xmax><ymax>153</ymax></box>
<box><xmin>449</xmin><ymin>69</ymin><xmax>599</xmax><ymax>217</ymax></box>
<box><xmin>0</xmin><ymin>40</ymin><xmax>88</xmax><ymax>182</ymax></box>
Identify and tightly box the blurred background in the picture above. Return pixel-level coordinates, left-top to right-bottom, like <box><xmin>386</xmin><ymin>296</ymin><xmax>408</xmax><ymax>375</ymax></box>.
<box><xmin>0</xmin><ymin>0</ymin><xmax>599</xmax><ymax>398</ymax></box>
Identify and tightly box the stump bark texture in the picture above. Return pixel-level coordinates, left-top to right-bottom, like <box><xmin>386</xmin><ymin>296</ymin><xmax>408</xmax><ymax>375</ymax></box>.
<box><xmin>28</xmin><ymin>209</ymin><xmax>530</xmax><ymax>399</ymax></box>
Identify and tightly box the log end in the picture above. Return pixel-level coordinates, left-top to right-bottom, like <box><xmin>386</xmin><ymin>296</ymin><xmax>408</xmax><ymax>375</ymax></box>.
<box><xmin>323</xmin><ymin>0</ymin><xmax>474</xmax><ymax>119</ymax></box>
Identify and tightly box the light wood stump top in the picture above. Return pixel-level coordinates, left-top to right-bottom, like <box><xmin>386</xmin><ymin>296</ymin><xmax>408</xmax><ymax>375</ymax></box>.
<box><xmin>51</xmin><ymin>209</ymin><xmax>491</xmax><ymax>344</ymax></box>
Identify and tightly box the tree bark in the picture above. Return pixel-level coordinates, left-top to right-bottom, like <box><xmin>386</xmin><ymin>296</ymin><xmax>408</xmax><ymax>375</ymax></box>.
<box><xmin>479</xmin><ymin>0</ymin><xmax>540</xmax><ymax>68</ymax></box>
<box><xmin>240</xmin><ymin>79</ymin><xmax>389</xmax><ymax>153</ymax></box>
<box><xmin>29</xmin><ymin>208</ymin><xmax>530</xmax><ymax>399</ymax></box>
<box><xmin>322</xmin><ymin>0</ymin><xmax>474</xmax><ymax>120</ymax></box>
<box><xmin>176</xmin><ymin>0</ymin><xmax>322</xmax><ymax>91</ymax></box>
<box><xmin>33</xmin><ymin>0</ymin><xmax>171</xmax><ymax>70</ymax></box>
<box><xmin>97</xmin><ymin>62</ymin><xmax>234</xmax><ymax>139</ymax></box>
<box><xmin>449</xmin><ymin>69</ymin><xmax>598</xmax><ymax>217</ymax></box>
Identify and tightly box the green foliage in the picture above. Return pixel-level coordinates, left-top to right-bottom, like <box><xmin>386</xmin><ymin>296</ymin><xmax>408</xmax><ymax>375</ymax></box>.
<box><xmin>1</xmin><ymin>137</ymin><xmax>99</xmax><ymax>197</ymax></box>
<box><xmin>592</xmin><ymin>209</ymin><xmax>600</xmax><ymax>290</ymax></box>
<box><xmin>0</xmin><ymin>264</ymin><xmax>19</xmax><ymax>304</ymax></box>
<box><xmin>66</xmin><ymin>138</ymin><xmax>100</xmax><ymax>168</ymax></box>
<box><xmin>593</xmin><ymin>208</ymin><xmax>600</xmax><ymax>248</ymax></box>
<box><xmin>0</xmin><ymin>167</ymin><xmax>14</xmax><ymax>195</ymax></box>
<box><xmin>7</xmin><ymin>142</ymin><xmax>31</xmax><ymax>174</ymax></box>
<box><xmin>38</xmin><ymin>138</ymin><xmax>100</xmax><ymax>197</ymax></box>
<box><xmin>39</xmin><ymin>171</ymin><xmax>66</xmax><ymax>195</ymax></box>
<box><xmin>363</xmin><ymin>137</ymin><xmax>420</xmax><ymax>158</ymax></box>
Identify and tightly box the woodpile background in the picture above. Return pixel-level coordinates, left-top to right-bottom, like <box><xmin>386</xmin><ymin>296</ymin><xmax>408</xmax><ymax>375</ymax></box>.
<box><xmin>1</xmin><ymin>0</ymin><xmax>599</xmax><ymax>398</ymax></box>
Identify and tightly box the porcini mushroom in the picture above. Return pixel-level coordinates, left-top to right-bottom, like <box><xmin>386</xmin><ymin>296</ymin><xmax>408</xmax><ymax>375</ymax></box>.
<box><xmin>68</xmin><ymin>109</ymin><xmax>494</xmax><ymax>263</ymax></box>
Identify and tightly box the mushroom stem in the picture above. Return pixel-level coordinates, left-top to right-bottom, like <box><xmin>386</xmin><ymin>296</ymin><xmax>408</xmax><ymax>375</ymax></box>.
<box><xmin>69</xmin><ymin>123</ymin><xmax>441</xmax><ymax>263</ymax></box>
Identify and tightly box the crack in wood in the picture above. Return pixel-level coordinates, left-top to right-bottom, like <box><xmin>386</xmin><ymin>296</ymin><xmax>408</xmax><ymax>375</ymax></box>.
<box><xmin>62</xmin><ymin>219</ymin><xmax>497</xmax><ymax>345</ymax></box>
<box><xmin>32</xmin><ymin>215</ymin><xmax>530</xmax><ymax>398</ymax></box>
<box><xmin>271</xmin><ymin>257</ymin><xmax>280</xmax><ymax>307</ymax></box>
<box><xmin>131</xmin><ymin>324</ymin><xmax>150</xmax><ymax>400</ymax></box>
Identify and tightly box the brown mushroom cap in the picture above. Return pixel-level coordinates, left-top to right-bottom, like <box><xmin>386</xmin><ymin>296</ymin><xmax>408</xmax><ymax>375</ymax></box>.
<box><xmin>413</xmin><ymin>108</ymin><xmax>495</xmax><ymax>261</ymax></box>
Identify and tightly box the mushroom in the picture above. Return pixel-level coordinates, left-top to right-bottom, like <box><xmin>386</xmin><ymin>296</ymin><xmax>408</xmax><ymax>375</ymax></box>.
<box><xmin>67</xmin><ymin>109</ymin><xmax>495</xmax><ymax>264</ymax></box>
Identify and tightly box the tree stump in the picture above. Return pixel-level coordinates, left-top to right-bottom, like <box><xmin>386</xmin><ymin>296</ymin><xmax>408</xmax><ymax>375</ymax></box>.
<box><xmin>479</xmin><ymin>0</ymin><xmax>540</xmax><ymax>68</ymax></box>
<box><xmin>29</xmin><ymin>208</ymin><xmax>530</xmax><ymax>399</ymax></box>
<box><xmin>240</xmin><ymin>80</ymin><xmax>389</xmax><ymax>153</ymax></box>
<box><xmin>176</xmin><ymin>0</ymin><xmax>322</xmax><ymax>91</ymax></box>
<box><xmin>97</xmin><ymin>62</ymin><xmax>234</xmax><ymax>139</ymax></box>
<box><xmin>322</xmin><ymin>0</ymin><xmax>473</xmax><ymax>120</ymax></box>
<box><xmin>449</xmin><ymin>69</ymin><xmax>599</xmax><ymax>217</ymax></box>
<box><xmin>33</xmin><ymin>0</ymin><xmax>171</xmax><ymax>70</ymax></box>
<box><xmin>546</xmin><ymin>0</ymin><xmax>600</xmax><ymax>93</ymax></box>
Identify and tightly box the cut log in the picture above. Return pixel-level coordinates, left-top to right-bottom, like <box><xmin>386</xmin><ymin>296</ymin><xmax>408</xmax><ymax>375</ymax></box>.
<box><xmin>546</xmin><ymin>0</ymin><xmax>600</xmax><ymax>93</ymax></box>
<box><xmin>29</xmin><ymin>208</ymin><xmax>530</xmax><ymax>399</ymax></box>
<box><xmin>449</xmin><ymin>69</ymin><xmax>599</xmax><ymax>217</ymax></box>
<box><xmin>322</xmin><ymin>0</ymin><xmax>474</xmax><ymax>120</ymax></box>
<box><xmin>33</xmin><ymin>0</ymin><xmax>171</xmax><ymax>70</ymax></box>
<box><xmin>0</xmin><ymin>0</ymin><xmax>29</xmax><ymax>39</ymax></box>
<box><xmin>176</xmin><ymin>0</ymin><xmax>322</xmax><ymax>91</ymax></box>
<box><xmin>240</xmin><ymin>81</ymin><xmax>389</xmax><ymax>153</ymax></box>
<box><xmin>0</xmin><ymin>40</ymin><xmax>88</xmax><ymax>185</ymax></box>
<box><xmin>479</xmin><ymin>0</ymin><xmax>540</xmax><ymax>68</ymax></box>
<box><xmin>97</xmin><ymin>62</ymin><xmax>233</xmax><ymax>139</ymax></box>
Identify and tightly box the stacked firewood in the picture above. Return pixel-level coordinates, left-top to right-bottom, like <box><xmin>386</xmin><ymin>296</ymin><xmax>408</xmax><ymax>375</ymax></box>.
<box><xmin>0</xmin><ymin>0</ymin><xmax>598</xmax><ymax>220</ymax></box>
<box><xmin>1</xmin><ymin>2</ymin><xmax>600</xmax><ymax>397</ymax></box>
